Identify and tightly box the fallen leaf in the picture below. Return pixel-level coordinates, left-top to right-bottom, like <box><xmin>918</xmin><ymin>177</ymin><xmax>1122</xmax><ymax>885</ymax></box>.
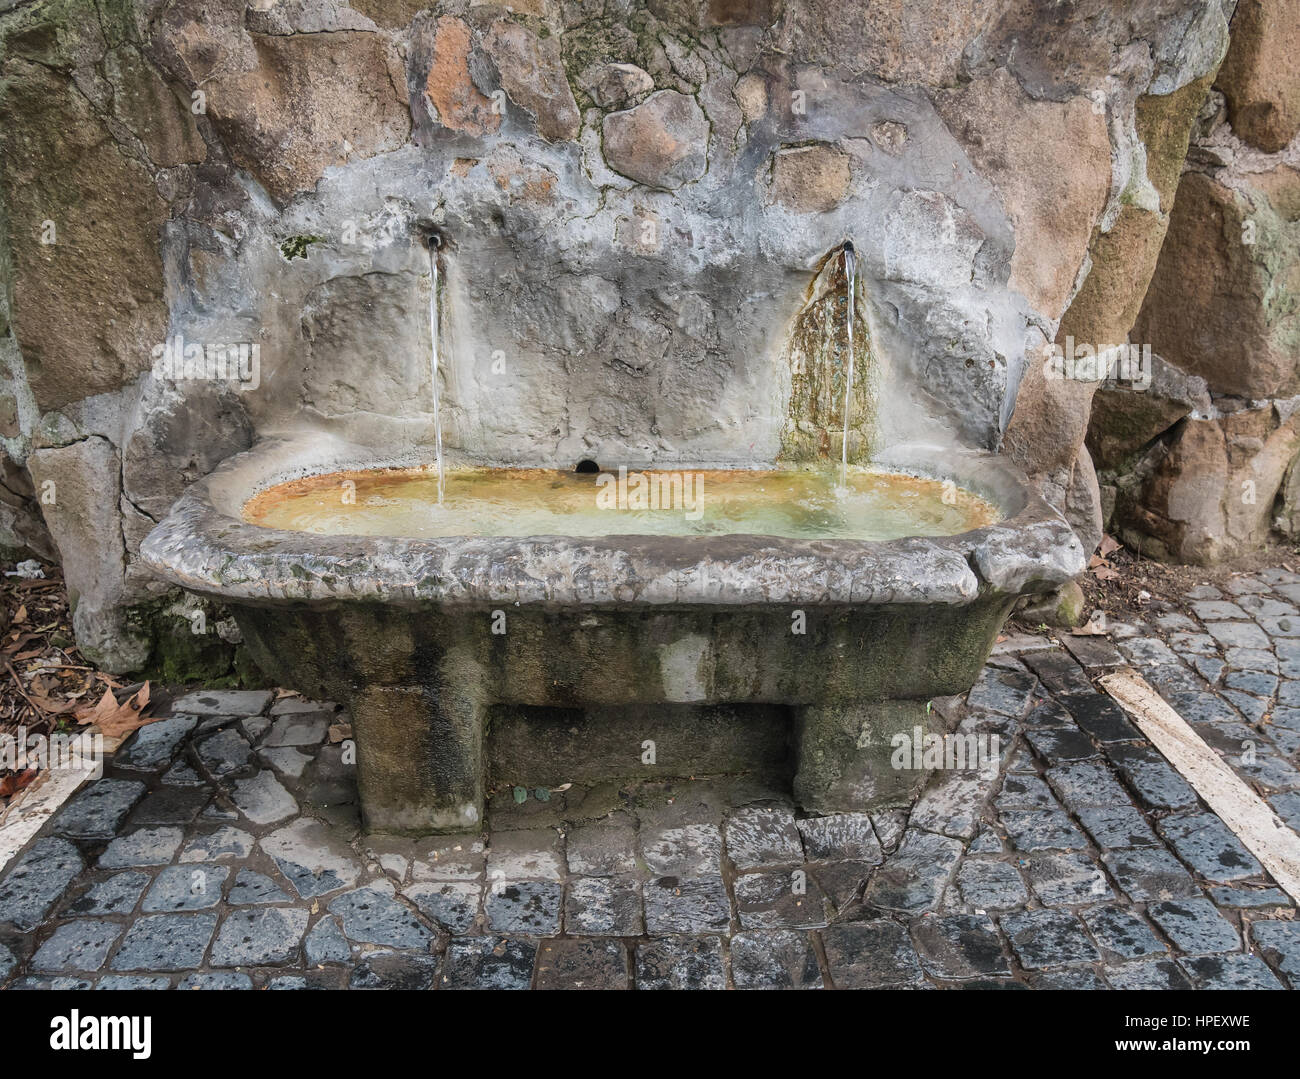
<box><xmin>75</xmin><ymin>682</ymin><xmax>157</xmax><ymax>738</ymax></box>
<box><xmin>12</xmin><ymin>605</ymin><xmax>26</xmax><ymax>625</ymax></box>
<box><xmin>26</xmin><ymin>694</ymin><xmax>80</xmax><ymax>715</ymax></box>
<box><xmin>1092</xmin><ymin>565</ymin><xmax>1121</xmax><ymax>581</ymax></box>
<box><xmin>0</xmin><ymin>768</ymin><xmax>38</xmax><ymax>799</ymax></box>
<box><xmin>1099</xmin><ymin>534</ymin><xmax>1122</xmax><ymax>557</ymax></box>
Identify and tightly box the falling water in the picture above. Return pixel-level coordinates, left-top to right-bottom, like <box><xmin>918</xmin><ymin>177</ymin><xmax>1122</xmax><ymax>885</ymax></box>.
<box><xmin>839</xmin><ymin>240</ymin><xmax>856</xmax><ymax>489</ymax></box>
<box><xmin>427</xmin><ymin>236</ymin><xmax>445</xmax><ymax>505</ymax></box>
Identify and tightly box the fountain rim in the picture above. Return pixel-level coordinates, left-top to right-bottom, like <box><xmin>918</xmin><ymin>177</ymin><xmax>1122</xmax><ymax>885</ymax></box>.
<box><xmin>139</xmin><ymin>434</ymin><xmax>1086</xmax><ymax>608</ymax></box>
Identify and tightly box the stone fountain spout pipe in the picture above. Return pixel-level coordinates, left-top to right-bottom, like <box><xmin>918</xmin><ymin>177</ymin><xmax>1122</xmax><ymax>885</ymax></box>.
<box><xmin>140</xmin><ymin>435</ymin><xmax>1085</xmax><ymax>835</ymax></box>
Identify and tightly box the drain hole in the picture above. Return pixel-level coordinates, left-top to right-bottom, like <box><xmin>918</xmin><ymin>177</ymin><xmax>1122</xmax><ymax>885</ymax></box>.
<box><xmin>574</xmin><ymin>459</ymin><xmax>600</xmax><ymax>474</ymax></box>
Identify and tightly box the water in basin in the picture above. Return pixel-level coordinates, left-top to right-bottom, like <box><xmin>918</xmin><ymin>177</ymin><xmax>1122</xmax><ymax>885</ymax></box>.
<box><xmin>243</xmin><ymin>466</ymin><xmax>1000</xmax><ymax>540</ymax></box>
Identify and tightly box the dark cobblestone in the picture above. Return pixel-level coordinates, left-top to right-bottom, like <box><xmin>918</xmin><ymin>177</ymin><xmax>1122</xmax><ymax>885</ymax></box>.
<box><xmin>1001</xmin><ymin>910</ymin><xmax>1100</xmax><ymax>969</ymax></box>
<box><xmin>862</xmin><ymin>829</ymin><xmax>963</xmax><ymax>912</ymax></box>
<box><xmin>534</xmin><ymin>938</ymin><xmax>628</xmax><ymax>990</ymax></box>
<box><xmin>955</xmin><ymin>859</ymin><xmax>1029</xmax><ymax>911</ymax></box>
<box><xmin>1075</xmin><ymin>806</ymin><xmax>1161</xmax><ymax>850</ymax></box>
<box><xmin>1250</xmin><ymin>921</ymin><xmax>1300</xmax><ymax>987</ymax></box>
<box><xmin>635</xmin><ymin>936</ymin><xmax>724</xmax><ymax>990</ymax></box>
<box><xmin>1180</xmin><ymin>953</ymin><xmax>1284</xmax><ymax>990</ymax></box>
<box><xmin>1102</xmin><ymin>849</ymin><xmax>1200</xmax><ymax>902</ymax></box>
<box><xmin>440</xmin><ymin>936</ymin><xmax>534</xmax><ymax>989</ymax></box>
<box><xmin>51</xmin><ymin>780</ymin><xmax>145</xmax><ymax>840</ymax></box>
<box><xmin>1001</xmin><ymin>809</ymin><xmax>1089</xmax><ymax>852</ymax></box>
<box><xmin>911</xmin><ymin>914</ymin><xmax>1010</xmax><ymax>978</ymax></box>
<box><xmin>1104</xmin><ymin>958</ymin><xmax>1193</xmax><ymax>990</ymax></box>
<box><xmin>349</xmin><ymin>951</ymin><xmax>440</xmax><ymax>990</ymax></box>
<box><xmin>110</xmin><ymin>913</ymin><xmax>217</xmax><ymax>971</ymax></box>
<box><xmin>730</xmin><ymin>929</ymin><xmax>822</xmax><ymax>989</ymax></box>
<box><xmin>1025</xmin><ymin>853</ymin><xmax>1113</xmax><ymax>905</ymax></box>
<box><xmin>822</xmin><ymin>920</ymin><xmax>923</xmax><ymax>988</ymax></box>
<box><xmin>0</xmin><ymin>838</ymin><xmax>84</xmax><ymax>930</ymax></box>
<box><xmin>564</xmin><ymin>876</ymin><xmax>643</xmax><ymax>936</ymax></box>
<box><xmin>31</xmin><ymin>920</ymin><xmax>122</xmax><ymax>972</ymax></box>
<box><xmin>1156</xmin><ymin>813</ymin><xmax>1264</xmax><ymax>883</ymax></box>
<box><xmin>1105</xmin><ymin>744</ymin><xmax>1200</xmax><ymax>811</ymax></box>
<box><xmin>643</xmin><ymin>875</ymin><xmax>729</xmax><ymax>934</ymax></box>
<box><xmin>1081</xmin><ymin>905</ymin><xmax>1167</xmax><ymax>960</ymax></box>
<box><xmin>1147</xmin><ymin>899</ymin><xmax>1240</xmax><ymax>955</ymax></box>
<box><xmin>3</xmin><ymin>597</ymin><xmax>1297</xmax><ymax>991</ymax></box>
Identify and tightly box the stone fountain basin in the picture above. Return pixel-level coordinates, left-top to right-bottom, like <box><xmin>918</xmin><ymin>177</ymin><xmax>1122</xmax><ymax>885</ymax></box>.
<box><xmin>140</xmin><ymin>435</ymin><xmax>1084</xmax><ymax>833</ymax></box>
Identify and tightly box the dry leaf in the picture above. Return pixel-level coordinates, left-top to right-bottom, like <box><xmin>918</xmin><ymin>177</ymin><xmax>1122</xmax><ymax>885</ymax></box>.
<box><xmin>26</xmin><ymin>694</ymin><xmax>80</xmax><ymax>715</ymax></box>
<box><xmin>12</xmin><ymin>605</ymin><xmax>26</xmax><ymax>625</ymax></box>
<box><xmin>0</xmin><ymin>768</ymin><xmax>38</xmax><ymax>799</ymax></box>
<box><xmin>1099</xmin><ymin>534</ymin><xmax>1122</xmax><ymax>557</ymax></box>
<box><xmin>75</xmin><ymin>682</ymin><xmax>157</xmax><ymax>738</ymax></box>
<box><xmin>1092</xmin><ymin>565</ymin><xmax>1121</xmax><ymax>581</ymax></box>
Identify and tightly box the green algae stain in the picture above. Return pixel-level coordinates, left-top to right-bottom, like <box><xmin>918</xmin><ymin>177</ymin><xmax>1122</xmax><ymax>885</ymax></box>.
<box><xmin>779</xmin><ymin>249</ymin><xmax>879</xmax><ymax>466</ymax></box>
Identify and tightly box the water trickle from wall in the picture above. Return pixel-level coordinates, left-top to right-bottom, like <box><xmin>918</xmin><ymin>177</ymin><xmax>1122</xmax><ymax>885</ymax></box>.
<box><xmin>427</xmin><ymin>237</ymin><xmax>445</xmax><ymax>505</ymax></box>
<box><xmin>839</xmin><ymin>241</ymin><xmax>856</xmax><ymax>489</ymax></box>
<box><xmin>778</xmin><ymin>245</ymin><xmax>877</xmax><ymax>467</ymax></box>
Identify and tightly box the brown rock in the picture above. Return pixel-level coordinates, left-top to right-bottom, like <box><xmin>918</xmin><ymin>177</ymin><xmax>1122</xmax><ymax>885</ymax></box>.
<box><xmin>0</xmin><ymin>453</ymin><xmax>54</xmax><ymax>561</ymax></box>
<box><xmin>778</xmin><ymin>0</ymin><xmax>1003</xmax><ymax>86</ymax></box>
<box><xmin>871</xmin><ymin>121</ymin><xmax>908</xmax><ymax>155</ymax></box>
<box><xmin>1087</xmin><ymin>353</ymin><xmax>1211</xmax><ymax>470</ymax></box>
<box><xmin>484</xmin><ymin>19</ymin><xmax>580</xmax><ymax>142</ymax></box>
<box><xmin>1133</xmin><ymin>169</ymin><xmax>1300</xmax><ymax>398</ymax></box>
<box><xmin>156</xmin><ymin>20</ymin><xmax>410</xmax><ymax>203</ymax></box>
<box><xmin>733</xmin><ymin>73</ymin><xmax>767</xmax><ymax>123</ymax></box>
<box><xmin>769</xmin><ymin>144</ymin><xmax>851</xmax><ymax>213</ymax></box>
<box><xmin>1064</xmin><ymin>446</ymin><xmax>1104</xmax><ymax>559</ymax></box>
<box><xmin>1138</xmin><ymin>74</ymin><xmax>1219</xmax><ymax>213</ymax></box>
<box><xmin>602</xmin><ymin>90</ymin><xmax>709</xmax><ymax>190</ymax></box>
<box><xmin>582</xmin><ymin>63</ymin><xmax>656</xmax><ymax>110</ymax></box>
<box><xmin>1054</xmin><ymin>77</ymin><xmax>1215</xmax><ymax>447</ymax></box>
<box><xmin>104</xmin><ymin>46</ymin><xmax>207</xmax><ymax>169</ymax></box>
<box><xmin>935</xmin><ymin>70</ymin><xmax>1111</xmax><ymax>320</ymax></box>
<box><xmin>425</xmin><ymin>15</ymin><xmax>500</xmax><ymax>137</ymax></box>
<box><xmin>487</xmin><ymin>147</ymin><xmax>561</xmax><ymax>205</ymax></box>
<box><xmin>1116</xmin><ymin>404</ymin><xmax>1300</xmax><ymax>564</ymax></box>
<box><xmin>1216</xmin><ymin>0</ymin><xmax>1300</xmax><ymax>153</ymax></box>
<box><xmin>1005</xmin><ymin>336</ymin><xmax>1100</xmax><ymax>475</ymax></box>
<box><xmin>347</xmin><ymin>1</ymin><xmax>433</xmax><ymax>29</ymax></box>
<box><xmin>707</xmin><ymin>0</ymin><xmax>773</xmax><ymax>26</ymax></box>
<box><xmin>1254</xmin><ymin>163</ymin><xmax>1300</xmax><ymax>222</ymax></box>
<box><xmin>0</xmin><ymin>59</ymin><xmax>168</xmax><ymax>410</ymax></box>
<box><xmin>28</xmin><ymin>437</ymin><xmax>151</xmax><ymax>671</ymax></box>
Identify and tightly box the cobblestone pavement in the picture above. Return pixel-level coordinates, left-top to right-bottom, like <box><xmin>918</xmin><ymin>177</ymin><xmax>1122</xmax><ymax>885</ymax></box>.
<box><xmin>2</xmin><ymin>570</ymin><xmax>1300</xmax><ymax>989</ymax></box>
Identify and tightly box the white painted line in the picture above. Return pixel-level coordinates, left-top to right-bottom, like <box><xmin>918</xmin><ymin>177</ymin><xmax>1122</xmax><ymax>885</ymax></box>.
<box><xmin>0</xmin><ymin>729</ymin><xmax>124</xmax><ymax>874</ymax></box>
<box><xmin>0</xmin><ymin>765</ymin><xmax>89</xmax><ymax>873</ymax></box>
<box><xmin>1100</xmin><ymin>667</ymin><xmax>1300</xmax><ymax>904</ymax></box>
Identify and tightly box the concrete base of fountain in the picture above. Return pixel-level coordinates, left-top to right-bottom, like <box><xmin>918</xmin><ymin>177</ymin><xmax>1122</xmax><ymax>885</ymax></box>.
<box><xmin>141</xmin><ymin>435</ymin><xmax>1084</xmax><ymax>834</ymax></box>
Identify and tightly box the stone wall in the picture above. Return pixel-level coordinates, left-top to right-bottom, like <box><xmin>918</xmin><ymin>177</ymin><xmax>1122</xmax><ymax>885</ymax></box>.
<box><xmin>0</xmin><ymin>0</ymin><xmax>1260</xmax><ymax>670</ymax></box>
<box><xmin>1092</xmin><ymin>0</ymin><xmax>1300</xmax><ymax>564</ymax></box>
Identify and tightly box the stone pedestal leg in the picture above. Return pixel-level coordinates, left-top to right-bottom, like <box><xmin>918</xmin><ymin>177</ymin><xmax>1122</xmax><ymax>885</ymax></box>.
<box><xmin>792</xmin><ymin>699</ymin><xmax>936</xmax><ymax>815</ymax></box>
<box><xmin>352</xmin><ymin>682</ymin><xmax>487</xmax><ymax>834</ymax></box>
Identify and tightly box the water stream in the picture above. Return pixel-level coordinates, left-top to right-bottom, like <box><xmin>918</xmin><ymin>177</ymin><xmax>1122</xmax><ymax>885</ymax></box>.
<box><xmin>839</xmin><ymin>240</ymin><xmax>856</xmax><ymax>490</ymax></box>
<box><xmin>427</xmin><ymin>237</ymin><xmax>445</xmax><ymax>505</ymax></box>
